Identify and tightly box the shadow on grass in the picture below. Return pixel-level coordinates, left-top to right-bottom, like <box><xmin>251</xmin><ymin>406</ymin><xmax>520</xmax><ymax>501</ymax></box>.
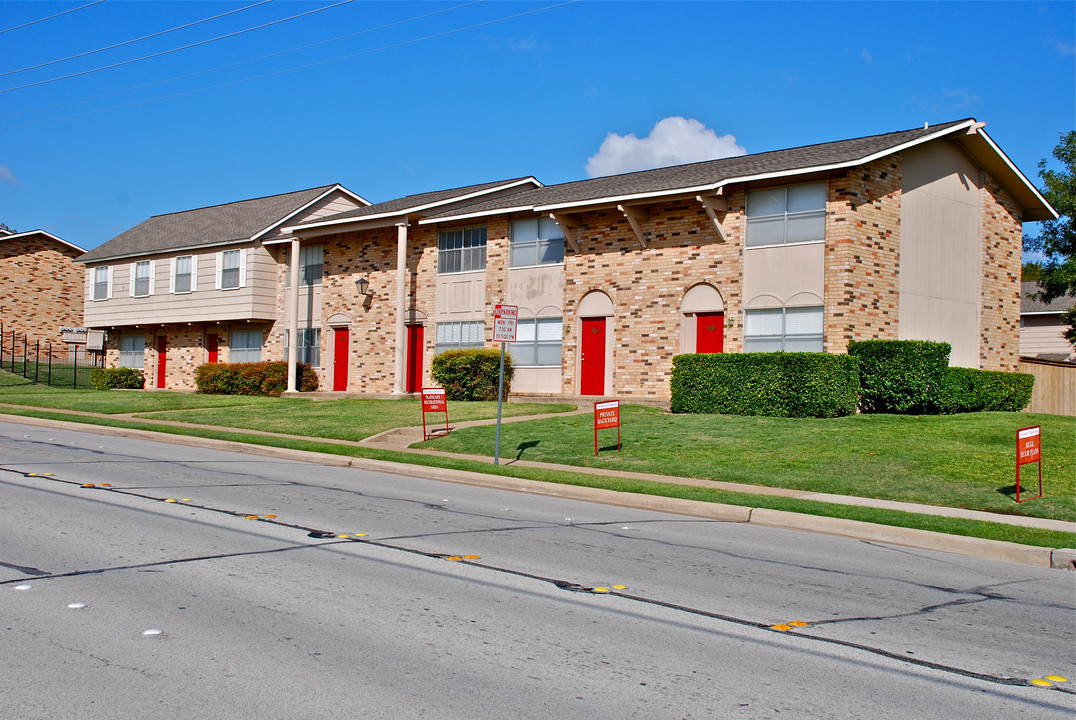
<box><xmin>515</xmin><ymin>440</ymin><xmax>539</xmax><ymax>460</ymax></box>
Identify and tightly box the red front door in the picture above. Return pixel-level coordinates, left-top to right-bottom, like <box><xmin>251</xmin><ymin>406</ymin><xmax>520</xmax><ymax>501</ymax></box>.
<box><xmin>406</xmin><ymin>324</ymin><xmax>423</xmax><ymax>393</ymax></box>
<box><xmin>333</xmin><ymin>328</ymin><xmax>349</xmax><ymax>391</ymax></box>
<box><xmin>696</xmin><ymin>312</ymin><xmax>724</xmax><ymax>353</ymax></box>
<box><xmin>207</xmin><ymin>334</ymin><xmax>218</xmax><ymax>363</ymax></box>
<box><xmin>580</xmin><ymin>317</ymin><xmax>606</xmax><ymax>396</ymax></box>
<box><xmin>156</xmin><ymin>336</ymin><xmax>167</xmax><ymax>389</ymax></box>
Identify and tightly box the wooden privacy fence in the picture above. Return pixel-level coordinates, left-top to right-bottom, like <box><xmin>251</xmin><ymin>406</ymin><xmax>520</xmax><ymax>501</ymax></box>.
<box><xmin>0</xmin><ymin>322</ymin><xmax>103</xmax><ymax>389</ymax></box>
<box><xmin>1018</xmin><ymin>357</ymin><xmax>1075</xmax><ymax>416</ymax></box>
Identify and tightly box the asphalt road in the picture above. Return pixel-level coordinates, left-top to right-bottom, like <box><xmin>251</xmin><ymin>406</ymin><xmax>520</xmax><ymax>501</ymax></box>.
<box><xmin>2</xmin><ymin>420</ymin><xmax>1073</xmax><ymax>719</ymax></box>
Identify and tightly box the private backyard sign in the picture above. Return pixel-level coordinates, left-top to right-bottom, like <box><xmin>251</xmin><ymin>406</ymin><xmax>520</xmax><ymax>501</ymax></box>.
<box><xmin>594</xmin><ymin>400</ymin><xmax>621</xmax><ymax>455</ymax></box>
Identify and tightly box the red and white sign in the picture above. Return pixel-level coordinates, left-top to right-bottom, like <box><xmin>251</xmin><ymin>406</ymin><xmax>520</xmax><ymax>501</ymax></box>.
<box><xmin>421</xmin><ymin>387</ymin><xmax>449</xmax><ymax>441</ymax></box>
<box><xmin>493</xmin><ymin>304</ymin><xmax>518</xmax><ymax>343</ymax></box>
<box><xmin>1015</xmin><ymin>425</ymin><xmax>1043</xmax><ymax>503</ymax></box>
<box><xmin>594</xmin><ymin>399</ymin><xmax>621</xmax><ymax>455</ymax></box>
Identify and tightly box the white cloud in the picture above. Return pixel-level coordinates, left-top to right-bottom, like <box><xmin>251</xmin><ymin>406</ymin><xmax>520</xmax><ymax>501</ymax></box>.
<box><xmin>585</xmin><ymin>117</ymin><xmax>746</xmax><ymax>178</ymax></box>
<box><xmin>1057</xmin><ymin>41</ymin><xmax>1075</xmax><ymax>56</ymax></box>
<box><xmin>860</xmin><ymin>48</ymin><xmax>874</xmax><ymax>64</ymax></box>
<box><xmin>0</xmin><ymin>165</ymin><xmax>17</xmax><ymax>188</ymax></box>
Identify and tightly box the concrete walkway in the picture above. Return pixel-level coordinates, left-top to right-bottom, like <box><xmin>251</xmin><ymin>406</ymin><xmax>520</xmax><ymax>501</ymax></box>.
<box><xmin>2</xmin><ymin>403</ymin><xmax>1073</xmax><ymax>570</ymax></box>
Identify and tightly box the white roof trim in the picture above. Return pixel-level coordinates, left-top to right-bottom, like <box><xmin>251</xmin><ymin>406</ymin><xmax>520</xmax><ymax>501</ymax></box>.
<box><xmin>417</xmin><ymin>205</ymin><xmax>538</xmax><ymax>225</ymax></box>
<box><xmin>75</xmin><ymin>238</ymin><xmax>251</xmax><ymax>264</ymax></box>
<box><xmin>3</xmin><ymin>229</ymin><xmax>85</xmax><ymax>254</ymax></box>
<box><xmin>250</xmin><ymin>184</ymin><xmax>371</xmax><ymax>242</ymax></box>
<box><xmin>974</xmin><ymin>128</ymin><xmax>1058</xmax><ymax>220</ymax></box>
<box><xmin>1021</xmin><ymin>310</ymin><xmax>1066</xmax><ymax>316</ymax></box>
<box><xmin>281</xmin><ymin>177</ymin><xmax>542</xmax><ymax>234</ymax></box>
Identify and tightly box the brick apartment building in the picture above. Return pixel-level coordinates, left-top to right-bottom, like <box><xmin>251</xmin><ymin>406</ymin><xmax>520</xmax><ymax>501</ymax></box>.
<box><xmin>78</xmin><ymin>118</ymin><xmax>1057</xmax><ymax>397</ymax></box>
<box><xmin>1</xmin><ymin>228</ymin><xmax>86</xmax><ymax>344</ymax></box>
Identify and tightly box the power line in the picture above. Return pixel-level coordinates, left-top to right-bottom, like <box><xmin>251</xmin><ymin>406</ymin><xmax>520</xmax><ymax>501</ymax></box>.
<box><xmin>0</xmin><ymin>0</ymin><xmax>357</xmax><ymax>94</ymax></box>
<box><xmin>0</xmin><ymin>2</ymin><xmax>484</xmax><ymax>121</ymax></box>
<box><xmin>0</xmin><ymin>0</ymin><xmax>106</xmax><ymax>35</ymax></box>
<box><xmin>0</xmin><ymin>1</ymin><xmax>579</xmax><ymax>131</ymax></box>
<box><xmin>0</xmin><ymin>0</ymin><xmax>273</xmax><ymax>79</ymax></box>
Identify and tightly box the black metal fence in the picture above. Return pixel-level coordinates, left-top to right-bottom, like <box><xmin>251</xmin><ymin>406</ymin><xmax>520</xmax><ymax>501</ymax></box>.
<box><xmin>0</xmin><ymin>323</ymin><xmax>103</xmax><ymax>389</ymax></box>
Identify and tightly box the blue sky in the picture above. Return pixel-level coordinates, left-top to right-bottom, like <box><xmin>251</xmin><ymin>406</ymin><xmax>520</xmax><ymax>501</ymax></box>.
<box><xmin>1</xmin><ymin>0</ymin><xmax>1073</xmax><ymax>252</ymax></box>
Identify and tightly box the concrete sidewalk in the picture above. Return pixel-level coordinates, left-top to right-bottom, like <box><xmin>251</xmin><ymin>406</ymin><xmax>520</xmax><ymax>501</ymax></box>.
<box><xmin>2</xmin><ymin>405</ymin><xmax>1074</xmax><ymax>571</ymax></box>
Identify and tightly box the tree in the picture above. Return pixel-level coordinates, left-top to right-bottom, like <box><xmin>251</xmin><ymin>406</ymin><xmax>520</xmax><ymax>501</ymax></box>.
<box><xmin>1024</xmin><ymin>130</ymin><xmax>1076</xmax><ymax>343</ymax></box>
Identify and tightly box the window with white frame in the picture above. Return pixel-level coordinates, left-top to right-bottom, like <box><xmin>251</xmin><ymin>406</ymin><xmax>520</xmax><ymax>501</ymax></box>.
<box><xmin>509</xmin><ymin>318</ymin><xmax>563</xmax><ymax>366</ymax></box>
<box><xmin>510</xmin><ymin>218</ymin><xmax>564</xmax><ymax>268</ymax></box>
<box><xmin>437</xmin><ymin>226</ymin><xmax>486</xmax><ymax>274</ymax></box>
<box><xmin>746</xmin><ymin>182</ymin><xmax>826</xmax><ymax>247</ymax></box>
<box><xmin>435</xmin><ymin>321</ymin><xmax>484</xmax><ymax>354</ymax></box>
<box><xmin>217</xmin><ymin>249</ymin><xmax>245</xmax><ymax>290</ymax></box>
<box><xmin>131</xmin><ymin>260</ymin><xmax>154</xmax><ymax>297</ymax></box>
<box><xmin>92</xmin><ymin>266</ymin><xmax>111</xmax><ymax>301</ymax></box>
<box><xmin>229</xmin><ymin>330</ymin><xmax>262</xmax><ymax>363</ymax></box>
<box><xmin>118</xmin><ymin>334</ymin><xmax>145</xmax><ymax>369</ymax></box>
<box><xmin>743</xmin><ymin>306</ymin><xmax>824</xmax><ymax>352</ymax></box>
<box><xmin>284</xmin><ymin>328</ymin><xmax>322</xmax><ymax>367</ymax></box>
<box><xmin>171</xmin><ymin>255</ymin><xmax>196</xmax><ymax>293</ymax></box>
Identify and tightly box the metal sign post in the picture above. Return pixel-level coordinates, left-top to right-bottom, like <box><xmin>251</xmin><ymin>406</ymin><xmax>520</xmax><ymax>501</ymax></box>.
<box><xmin>1015</xmin><ymin>425</ymin><xmax>1043</xmax><ymax>503</ymax></box>
<box><xmin>492</xmin><ymin>304</ymin><xmax>518</xmax><ymax>465</ymax></box>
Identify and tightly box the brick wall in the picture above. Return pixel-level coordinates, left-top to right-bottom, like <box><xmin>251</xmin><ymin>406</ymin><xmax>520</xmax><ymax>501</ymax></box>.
<box><xmin>824</xmin><ymin>157</ymin><xmax>903</xmax><ymax>351</ymax></box>
<box><xmin>0</xmin><ymin>235</ymin><xmax>84</xmax><ymax>344</ymax></box>
<box><xmin>979</xmin><ymin>173</ymin><xmax>1023</xmax><ymax>371</ymax></box>
<box><xmin>562</xmin><ymin>196</ymin><xmax>742</xmax><ymax>397</ymax></box>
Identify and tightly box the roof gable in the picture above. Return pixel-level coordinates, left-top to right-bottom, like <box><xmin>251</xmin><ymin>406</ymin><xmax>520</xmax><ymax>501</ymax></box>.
<box><xmin>1</xmin><ymin>229</ymin><xmax>85</xmax><ymax>256</ymax></box>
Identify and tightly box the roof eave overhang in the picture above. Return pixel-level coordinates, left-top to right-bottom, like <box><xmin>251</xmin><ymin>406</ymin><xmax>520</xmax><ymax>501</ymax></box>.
<box><xmin>417</xmin><ymin>205</ymin><xmax>540</xmax><ymax>225</ymax></box>
<box><xmin>250</xmin><ymin>184</ymin><xmax>371</xmax><ymax>242</ymax></box>
<box><xmin>956</xmin><ymin>128</ymin><xmax>1058</xmax><ymax>222</ymax></box>
<box><xmin>77</xmin><ymin>237</ymin><xmax>251</xmax><ymax>264</ymax></box>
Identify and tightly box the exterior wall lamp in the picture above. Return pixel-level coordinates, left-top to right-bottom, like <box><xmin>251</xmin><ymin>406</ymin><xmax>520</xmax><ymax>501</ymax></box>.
<box><xmin>355</xmin><ymin>277</ymin><xmax>373</xmax><ymax>307</ymax></box>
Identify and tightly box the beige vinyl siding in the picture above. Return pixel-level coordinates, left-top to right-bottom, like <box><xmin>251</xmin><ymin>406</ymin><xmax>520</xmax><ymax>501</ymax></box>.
<box><xmin>1021</xmin><ymin>315</ymin><xmax>1074</xmax><ymax>356</ymax></box>
<box><xmin>83</xmin><ymin>244</ymin><xmax>277</xmax><ymax>327</ymax></box>
<box><xmin>899</xmin><ymin>143</ymin><xmax>982</xmax><ymax>368</ymax></box>
<box><xmin>259</xmin><ymin>190</ymin><xmax>366</xmax><ymax>243</ymax></box>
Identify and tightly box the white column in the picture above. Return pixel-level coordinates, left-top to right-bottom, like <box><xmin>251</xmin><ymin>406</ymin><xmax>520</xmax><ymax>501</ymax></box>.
<box><xmin>286</xmin><ymin>238</ymin><xmax>300</xmax><ymax>392</ymax></box>
<box><xmin>394</xmin><ymin>222</ymin><xmax>408</xmax><ymax>394</ymax></box>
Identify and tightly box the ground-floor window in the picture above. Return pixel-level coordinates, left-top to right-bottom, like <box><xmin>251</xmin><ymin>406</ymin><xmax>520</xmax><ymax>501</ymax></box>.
<box><xmin>743</xmin><ymin>306</ymin><xmax>823</xmax><ymax>352</ymax></box>
<box><xmin>283</xmin><ymin>328</ymin><xmax>321</xmax><ymax>367</ymax></box>
<box><xmin>509</xmin><ymin>318</ymin><xmax>563</xmax><ymax>366</ymax></box>
<box><xmin>230</xmin><ymin>330</ymin><xmax>262</xmax><ymax>363</ymax></box>
<box><xmin>118</xmin><ymin>334</ymin><xmax>145</xmax><ymax>369</ymax></box>
<box><xmin>435</xmin><ymin>321</ymin><xmax>484</xmax><ymax>354</ymax></box>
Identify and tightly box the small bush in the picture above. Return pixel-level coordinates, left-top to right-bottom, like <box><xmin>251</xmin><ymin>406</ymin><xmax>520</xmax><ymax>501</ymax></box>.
<box><xmin>194</xmin><ymin>361</ymin><xmax>318</xmax><ymax>396</ymax></box>
<box><xmin>938</xmin><ymin>367</ymin><xmax>1035</xmax><ymax>413</ymax></box>
<box><xmin>847</xmin><ymin>339</ymin><xmax>951</xmax><ymax>414</ymax></box>
<box><xmin>90</xmin><ymin>367</ymin><xmax>145</xmax><ymax>390</ymax></box>
<box><xmin>430</xmin><ymin>349</ymin><xmax>512</xmax><ymax>401</ymax></box>
<box><xmin>670</xmin><ymin>353</ymin><xmax>860</xmax><ymax>418</ymax></box>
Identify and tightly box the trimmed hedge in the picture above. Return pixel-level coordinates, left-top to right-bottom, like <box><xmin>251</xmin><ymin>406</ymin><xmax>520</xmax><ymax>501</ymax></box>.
<box><xmin>670</xmin><ymin>353</ymin><xmax>860</xmax><ymax>418</ymax></box>
<box><xmin>90</xmin><ymin>367</ymin><xmax>145</xmax><ymax>390</ymax></box>
<box><xmin>194</xmin><ymin>361</ymin><xmax>318</xmax><ymax>396</ymax></box>
<box><xmin>937</xmin><ymin>367</ymin><xmax>1034</xmax><ymax>413</ymax></box>
<box><xmin>430</xmin><ymin>348</ymin><xmax>512</xmax><ymax>401</ymax></box>
<box><xmin>847</xmin><ymin>339</ymin><xmax>951</xmax><ymax>414</ymax></box>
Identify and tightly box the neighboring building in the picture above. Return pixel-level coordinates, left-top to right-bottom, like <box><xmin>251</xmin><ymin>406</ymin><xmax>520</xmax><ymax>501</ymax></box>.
<box><xmin>1020</xmin><ymin>280</ymin><xmax>1075</xmax><ymax>361</ymax></box>
<box><xmin>80</xmin><ymin>118</ymin><xmax>1058</xmax><ymax>398</ymax></box>
<box><xmin>76</xmin><ymin>185</ymin><xmax>370</xmax><ymax>389</ymax></box>
<box><xmin>0</xmin><ymin>228</ymin><xmax>86</xmax><ymax>343</ymax></box>
<box><xmin>283</xmin><ymin>118</ymin><xmax>1055</xmax><ymax>397</ymax></box>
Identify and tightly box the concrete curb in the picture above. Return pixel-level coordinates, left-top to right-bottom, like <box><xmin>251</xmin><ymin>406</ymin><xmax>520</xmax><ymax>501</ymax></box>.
<box><xmin>2</xmin><ymin>412</ymin><xmax>1072</xmax><ymax>571</ymax></box>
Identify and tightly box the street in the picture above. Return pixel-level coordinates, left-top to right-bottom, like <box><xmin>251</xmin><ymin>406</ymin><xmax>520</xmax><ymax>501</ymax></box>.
<box><xmin>1</xmin><ymin>419</ymin><xmax>1073</xmax><ymax>719</ymax></box>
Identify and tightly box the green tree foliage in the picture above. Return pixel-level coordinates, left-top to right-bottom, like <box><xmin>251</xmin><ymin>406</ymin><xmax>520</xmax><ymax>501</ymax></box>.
<box><xmin>1025</xmin><ymin>130</ymin><xmax>1076</xmax><ymax>342</ymax></box>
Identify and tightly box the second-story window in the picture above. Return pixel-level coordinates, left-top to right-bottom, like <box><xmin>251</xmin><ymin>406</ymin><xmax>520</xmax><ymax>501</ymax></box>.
<box><xmin>746</xmin><ymin>182</ymin><xmax>826</xmax><ymax>247</ymax></box>
<box><xmin>92</xmin><ymin>265</ymin><xmax>111</xmax><ymax>301</ymax></box>
<box><xmin>510</xmin><ymin>218</ymin><xmax>564</xmax><ymax>268</ymax></box>
<box><xmin>172</xmin><ymin>255</ymin><xmax>195</xmax><ymax>293</ymax></box>
<box><xmin>131</xmin><ymin>260</ymin><xmax>153</xmax><ymax>297</ymax></box>
<box><xmin>437</xmin><ymin>226</ymin><xmax>486</xmax><ymax>274</ymax></box>
<box><xmin>218</xmin><ymin>249</ymin><xmax>244</xmax><ymax>290</ymax></box>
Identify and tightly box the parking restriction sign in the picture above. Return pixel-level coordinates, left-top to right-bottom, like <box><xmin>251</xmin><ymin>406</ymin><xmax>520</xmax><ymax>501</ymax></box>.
<box><xmin>493</xmin><ymin>304</ymin><xmax>518</xmax><ymax>343</ymax></box>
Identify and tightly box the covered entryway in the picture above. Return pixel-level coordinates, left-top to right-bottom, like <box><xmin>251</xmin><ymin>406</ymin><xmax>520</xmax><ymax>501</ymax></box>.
<box><xmin>681</xmin><ymin>284</ymin><xmax>726</xmax><ymax>354</ymax></box>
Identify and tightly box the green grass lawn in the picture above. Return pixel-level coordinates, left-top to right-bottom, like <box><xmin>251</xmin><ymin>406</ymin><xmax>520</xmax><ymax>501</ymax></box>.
<box><xmin>425</xmin><ymin>405</ymin><xmax>1076</xmax><ymax>522</ymax></box>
